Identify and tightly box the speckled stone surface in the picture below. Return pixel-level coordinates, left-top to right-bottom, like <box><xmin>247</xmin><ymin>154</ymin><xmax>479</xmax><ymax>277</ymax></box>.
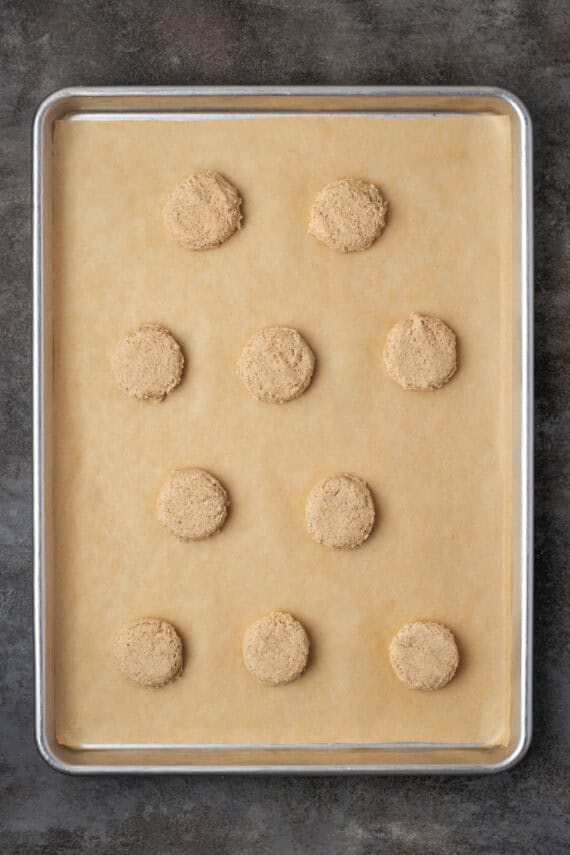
<box><xmin>1</xmin><ymin>1</ymin><xmax>569</xmax><ymax>852</ymax></box>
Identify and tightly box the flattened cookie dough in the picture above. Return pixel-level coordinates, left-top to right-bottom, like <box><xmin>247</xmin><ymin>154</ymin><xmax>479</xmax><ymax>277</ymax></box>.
<box><xmin>309</xmin><ymin>178</ymin><xmax>388</xmax><ymax>252</ymax></box>
<box><xmin>306</xmin><ymin>473</ymin><xmax>375</xmax><ymax>549</ymax></box>
<box><xmin>389</xmin><ymin>621</ymin><xmax>459</xmax><ymax>690</ymax></box>
<box><xmin>157</xmin><ymin>468</ymin><xmax>229</xmax><ymax>540</ymax></box>
<box><xmin>383</xmin><ymin>313</ymin><xmax>457</xmax><ymax>391</ymax></box>
<box><xmin>111</xmin><ymin>324</ymin><xmax>184</xmax><ymax>401</ymax></box>
<box><xmin>243</xmin><ymin>611</ymin><xmax>310</xmax><ymax>686</ymax></box>
<box><xmin>237</xmin><ymin>326</ymin><xmax>315</xmax><ymax>403</ymax></box>
<box><xmin>115</xmin><ymin>617</ymin><xmax>183</xmax><ymax>688</ymax></box>
<box><xmin>163</xmin><ymin>170</ymin><xmax>242</xmax><ymax>249</ymax></box>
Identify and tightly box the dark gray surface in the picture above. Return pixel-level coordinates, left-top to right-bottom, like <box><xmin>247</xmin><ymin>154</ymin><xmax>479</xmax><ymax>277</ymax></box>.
<box><xmin>1</xmin><ymin>0</ymin><xmax>569</xmax><ymax>852</ymax></box>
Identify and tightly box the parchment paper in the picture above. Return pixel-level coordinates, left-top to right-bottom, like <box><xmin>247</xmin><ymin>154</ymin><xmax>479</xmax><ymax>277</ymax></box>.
<box><xmin>52</xmin><ymin>114</ymin><xmax>512</xmax><ymax>746</ymax></box>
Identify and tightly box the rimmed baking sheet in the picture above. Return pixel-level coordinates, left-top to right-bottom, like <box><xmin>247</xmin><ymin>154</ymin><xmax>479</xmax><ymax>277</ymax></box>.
<box><xmin>34</xmin><ymin>87</ymin><xmax>532</xmax><ymax>773</ymax></box>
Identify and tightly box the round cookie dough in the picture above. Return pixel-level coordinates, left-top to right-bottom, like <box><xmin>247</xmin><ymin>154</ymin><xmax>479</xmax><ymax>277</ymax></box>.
<box><xmin>237</xmin><ymin>326</ymin><xmax>315</xmax><ymax>403</ymax></box>
<box><xmin>383</xmin><ymin>313</ymin><xmax>457</xmax><ymax>391</ymax></box>
<box><xmin>163</xmin><ymin>170</ymin><xmax>242</xmax><ymax>250</ymax></box>
<box><xmin>111</xmin><ymin>324</ymin><xmax>184</xmax><ymax>401</ymax></box>
<box><xmin>156</xmin><ymin>468</ymin><xmax>229</xmax><ymax>541</ymax></box>
<box><xmin>242</xmin><ymin>611</ymin><xmax>310</xmax><ymax>686</ymax></box>
<box><xmin>389</xmin><ymin>620</ymin><xmax>459</xmax><ymax>690</ymax></box>
<box><xmin>115</xmin><ymin>617</ymin><xmax>183</xmax><ymax>688</ymax></box>
<box><xmin>308</xmin><ymin>178</ymin><xmax>388</xmax><ymax>252</ymax></box>
<box><xmin>305</xmin><ymin>473</ymin><xmax>375</xmax><ymax>550</ymax></box>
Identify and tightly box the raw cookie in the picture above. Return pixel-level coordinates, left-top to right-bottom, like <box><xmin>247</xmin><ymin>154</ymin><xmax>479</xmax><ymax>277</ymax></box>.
<box><xmin>308</xmin><ymin>178</ymin><xmax>388</xmax><ymax>252</ymax></box>
<box><xmin>111</xmin><ymin>324</ymin><xmax>184</xmax><ymax>401</ymax></box>
<box><xmin>157</xmin><ymin>468</ymin><xmax>229</xmax><ymax>540</ymax></box>
<box><xmin>305</xmin><ymin>473</ymin><xmax>375</xmax><ymax>550</ymax></box>
<box><xmin>237</xmin><ymin>326</ymin><xmax>315</xmax><ymax>403</ymax></box>
<box><xmin>242</xmin><ymin>611</ymin><xmax>310</xmax><ymax>686</ymax></box>
<box><xmin>115</xmin><ymin>617</ymin><xmax>183</xmax><ymax>688</ymax></box>
<box><xmin>389</xmin><ymin>620</ymin><xmax>459</xmax><ymax>690</ymax></box>
<box><xmin>163</xmin><ymin>170</ymin><xmax>242</xmax><ymax>249</ymax></box>
<box><xmin>383</xmin><ymin>313</ymin><xmax>457</xmax><ymax>391</ymax></box>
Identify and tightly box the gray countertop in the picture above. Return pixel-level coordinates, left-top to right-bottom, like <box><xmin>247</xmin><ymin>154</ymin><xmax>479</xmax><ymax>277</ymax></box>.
<box><xmin>1</xmin><ymin>1</ymin><xmax>569</xmax><ymax>852</ymax></box>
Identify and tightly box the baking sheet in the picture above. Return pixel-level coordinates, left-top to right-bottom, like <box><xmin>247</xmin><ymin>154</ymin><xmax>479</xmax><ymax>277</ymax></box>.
<box><xmin>52</xmin><ymin>114</ymin><xmax>512</xmax><ymax>747</ymax></box>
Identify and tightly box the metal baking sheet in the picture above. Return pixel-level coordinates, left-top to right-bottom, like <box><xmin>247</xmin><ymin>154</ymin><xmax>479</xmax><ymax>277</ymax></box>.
<box><xmin>33</xmin><ymin>86</ymin><xmax>533</xmax><ymax>774</ymax></box>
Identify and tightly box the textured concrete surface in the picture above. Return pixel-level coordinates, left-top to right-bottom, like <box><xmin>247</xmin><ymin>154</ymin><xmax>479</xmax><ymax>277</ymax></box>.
<box><xmin>1</xmin><ymin>0</ymin><xmax>569</xmax><ymax>852</ymax></box>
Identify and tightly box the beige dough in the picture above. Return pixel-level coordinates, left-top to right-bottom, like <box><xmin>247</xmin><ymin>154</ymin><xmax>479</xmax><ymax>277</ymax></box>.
<box><xmin>111</xmin><ymin>324</ymin><xmax>184</xmax><ymax>401</ymax></box>
<box><xmin>383</xmin><ymin>313</ymin><xmax>457</xmax><ymax>391</ymax></box>
<box><xmin>237</xmin><ymin>326</ymin><xmax>315</xmax><ymax>403</ymax></box>
<box><xmin>114</xmin><ymin>617</ymin><xmax>183</xmax><ymax>688</ymax></box>
<box><xmin>242</xmin><ymin>611</ymin><xmax>310</xmax><ymax>686</ymax></box>
<box><xmin>389</xmin><ymin>621</ymin><xmax>459</xmax><ymax>690</ymax></box>
<box><xmin>163</xmin><ymin>170</ymin><xmax>242</xmax><ymax>249</ymax></box>
<box><xmin>309</xmin><ymin>177</ymin><xmax>388</xmax><ymax>252</ymax></box>
<box><xmin>156</xmin><ymin>468</ymin><xmax>229</xmax><ymax>540</ymax></box>
<box><xmin>305</xmin><ymin>473</ymin><xmax>375</xmax><ymax>549</ymax></box>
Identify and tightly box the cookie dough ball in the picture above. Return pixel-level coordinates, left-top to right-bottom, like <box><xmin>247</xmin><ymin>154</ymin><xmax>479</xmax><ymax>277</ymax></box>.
<box><xmin>111</xmin><ymin>324</ymin><xmax>184</xmax><ymax>401</ymax></box>
<box><xmin>389</xmin><ymin>621</ymin><xmax>459</xmax><ymax>690</ymax></box>
<box><xmin>383</xmin><ymin>313</ymin><xmax>457</xmax><ymax>391</ymax></box>
<box><xmin>243</xmin><ymin>611</ymin><xmax>310</xmax><ymax>686</ymax></box>
<box><xmin>115</xmin><ymin>618</ymin><xmax>183</xmax><ymax>688</ymax></box>
<box><xmin>309</xmin><ymin>178</ymin><xmax>388</xmax><ymax>252</ymax></box>
<box><xmin>237</xmin><ymin>326</ymin><xmax>315</xmax><ymax>403</ymax></box>
<box><xmin>157</xmin><ymin>468</ymin><xmax>229</xmax><ymax>540</ymax></box>
<box><xmin>163</xmin><ymin>170</ymin><xmax>242</xmax><ymax>249</ymax></box>
<box><xmin>305</xmin><ymin>473</ymin><xmax>375</xmax><ymax>550</ymax></box>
